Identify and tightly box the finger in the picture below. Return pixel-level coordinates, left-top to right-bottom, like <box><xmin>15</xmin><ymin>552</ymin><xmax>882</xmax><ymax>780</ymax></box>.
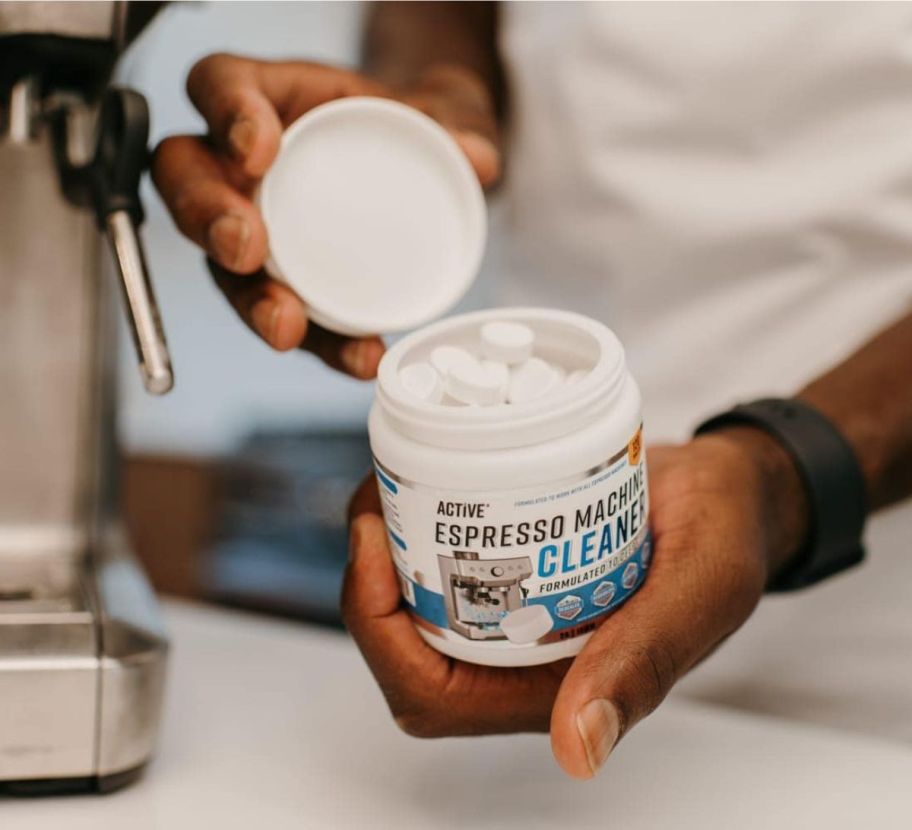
<box><xmin>397</xmin><ymin>96</ymin><xmax>502</xmax><ymax>188</ymax></box>
<box><xmin>344</xmin><ymin>512</ymin><xmax>404</xmax><ymax>621</ymax></box>
<box><xmin>402</xmin><ymin>66</ymin><xmax>502</xmax><ymax>188</ymax></box>
<box><xmin>451</xmin><ymin>130</ymin><xmax>501</xmax><ymax>189</ymax></box>
<box><xmin>207</xmin><ymin>260</ymin><xmax>384</xmax><ymax>376</ymax></box>
<box><xmin>348</xmin><ymin>473</ymin><xmax>383</xmax><ymax>522</ymax></box>
<box><xmin>548</xmin><ymin>539</ymin><xmax>759</xmax><ymax>779</ymax></box>
<box><xmin>255</xmin><ymin>59</ymin><xmax>387</xmax><ymax>123</ymax></box>
<box><xmin>186</xmin><ymin>53</ymin><xmax>284</xmax><ymax>178</ymax></box>
<box><xmin>342</xmin><ymin>512</ymin><xmax>448</xmax><ymax>685</ymax></box>
<box><xmin>187</xmin><ymin>54</ymin><xmax>386</xmax><ymax>178</ymax></box>
<box><xmin>208</xmin><ymin>260</ymin><xmax>307</xmax><ymax>349</ymax></box>
<box><xmin>152</xmin><ymin>136</ymin><xmax>268</xmax><ymax>273</ymax></box>
<box><xmin>302</xmin><ymin>326</ymin><xmax>386</xmax><ymax>381</ymax></box>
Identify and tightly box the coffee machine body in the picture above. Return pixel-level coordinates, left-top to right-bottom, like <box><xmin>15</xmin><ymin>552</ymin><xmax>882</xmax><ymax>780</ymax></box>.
<box><xmin>0</xmin><ymin>1</ymin><xmax>170</xmax><ymax>793</ymax></box>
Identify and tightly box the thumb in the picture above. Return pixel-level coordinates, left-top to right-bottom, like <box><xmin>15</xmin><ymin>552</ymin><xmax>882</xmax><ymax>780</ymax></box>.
<box><xmin>551</xmin><ymin>620</ymin><xmax>679</xmax><ymax>780</ymax></box>
<box><xmin>548</xmin><ymin>551</ymin><xmax>749</xmax><ymax>779</ymax></box>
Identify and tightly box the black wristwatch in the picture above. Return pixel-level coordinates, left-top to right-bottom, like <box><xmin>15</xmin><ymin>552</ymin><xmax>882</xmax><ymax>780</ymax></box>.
<box><xmin>695</xmin><ymin>398</ymin><xmax>867</xmax><ymax>591</ymax></box>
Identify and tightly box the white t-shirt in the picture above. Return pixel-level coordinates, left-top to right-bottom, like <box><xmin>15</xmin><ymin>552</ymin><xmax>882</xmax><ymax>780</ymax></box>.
<box><xmin>496</xmin><ymin>2</ymin><xmax>912</xmax><ymax>442</ymax></box>
<box><xmin>492</xmin><ymin>3</ymin><xmax>912</xmax><ymax>745</ymax></box>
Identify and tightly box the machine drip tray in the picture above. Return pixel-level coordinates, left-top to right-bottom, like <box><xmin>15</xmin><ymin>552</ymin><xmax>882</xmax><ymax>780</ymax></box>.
<box><xmin>0</xmin><ymin>533</ymin><xmax>167</xmax><ymax>791</ymax></box>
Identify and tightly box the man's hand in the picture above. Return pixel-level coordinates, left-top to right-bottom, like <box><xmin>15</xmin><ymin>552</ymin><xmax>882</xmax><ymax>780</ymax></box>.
<box><xmin>343</xmin><ymin>430</ymin><xmax>808</xmax><ymax>778</ymax></box>
<box><xmin>152</xmin><ymin>53</ymin><xmax>500</xmax><ymax>376</ymax></box>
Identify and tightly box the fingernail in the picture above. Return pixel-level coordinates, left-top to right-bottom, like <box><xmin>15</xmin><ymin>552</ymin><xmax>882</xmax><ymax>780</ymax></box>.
<box><xmin>208</xmin><ymin>213</ymin><xmax>250</xmax><ymax>271</ymax></box>
<box><xmin>576</xmin><ymin>699</ymin><xmax>620</xmax><ymax>777</ymax></box>
<box><xmin>340</xmin><ymin>340</ymin><xmax>367</xmax><ymax>378</ymax></box>
<box><xmin>251</xmin><ymin>298</ymin><xmax>280</xmax><ymax>344</ymax></box>
<box><xmin>228</xmin><ymin>117</ymin><xmax>256</xmax><ymax>159</ymax></box>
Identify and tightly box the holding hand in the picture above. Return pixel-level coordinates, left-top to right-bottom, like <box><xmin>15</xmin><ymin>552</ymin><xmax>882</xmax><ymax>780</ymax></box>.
<box><xmin>152</xmin><ymin>54</ymin><xmax>500</xmax><ymax>374</ymax></box>
<box><xmin>343</xmin><ymin>430</ymin><xmax>807</xmax><ymax>778</ymax></box>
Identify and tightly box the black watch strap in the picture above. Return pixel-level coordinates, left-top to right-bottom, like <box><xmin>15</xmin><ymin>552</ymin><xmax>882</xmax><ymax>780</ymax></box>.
<box><xmin>695</xmin><ymin>398</ymin><xmax>867</xmax><ymax>591</ymax></box>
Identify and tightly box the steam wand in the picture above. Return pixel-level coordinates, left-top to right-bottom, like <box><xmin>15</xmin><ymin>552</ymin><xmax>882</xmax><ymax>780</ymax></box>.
<box><xmin>89</xmin><ymin>87</ymin><xmax>173</xmax><ymax>395</ymax></box>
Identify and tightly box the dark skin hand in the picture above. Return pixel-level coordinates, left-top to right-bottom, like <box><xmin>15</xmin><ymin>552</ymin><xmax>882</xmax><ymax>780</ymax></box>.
<box><xmin>344</xmin><ymin>427</ymin><xmax>807</xmax><ymax>778</ymax></box>
<box><xmin>343</xmin><ymin>309</ymin><xmax>912</xmax><ymax>779</ymax></box>
<box><xmin>151</xmin><ymin>51</ymin><xmax>500</xmax><ymax>377</ymax></box>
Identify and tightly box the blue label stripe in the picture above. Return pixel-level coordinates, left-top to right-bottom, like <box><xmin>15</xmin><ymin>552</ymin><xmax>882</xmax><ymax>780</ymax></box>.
<box><xmin>374</xmin><ymin>465</ymin><xmax>398</xmax><ymax>494</ymax></box>
<box><xmin>412</xmin><ymin>582</ymin><xmax>448</xmax><ymax>628</ymax></box>
<box><xmin>388</xmin><ymin>529</ymin><xmax>408</xmax><ymax>552</ymax></box>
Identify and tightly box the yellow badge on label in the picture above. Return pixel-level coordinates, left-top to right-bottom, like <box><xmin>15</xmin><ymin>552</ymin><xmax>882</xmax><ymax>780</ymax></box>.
<box><xmin>628</xmin><ymin>426</ymin><xmax>643</xmax><ymax>466</ymax></box>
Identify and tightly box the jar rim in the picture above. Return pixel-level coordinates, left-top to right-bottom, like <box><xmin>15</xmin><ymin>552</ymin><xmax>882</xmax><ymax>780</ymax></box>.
<box><xmin>375</xmin><ymin>308</ymin><xmax>628</xmax><ymax>451</ymax></box>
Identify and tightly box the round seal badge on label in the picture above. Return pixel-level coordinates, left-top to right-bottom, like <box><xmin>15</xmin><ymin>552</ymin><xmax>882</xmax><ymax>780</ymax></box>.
<box><xmin>591</xmin><ymin>580</ymin><xmax>617</xmax><ymax>607</ymax></box>
<box><xmin>555</xmin><ymin>595</ymin><xmax>584</xmax><ymax>621</ymax></box>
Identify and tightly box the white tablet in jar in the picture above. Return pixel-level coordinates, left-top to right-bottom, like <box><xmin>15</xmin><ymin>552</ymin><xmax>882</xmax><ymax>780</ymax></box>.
<box><xmin>480</xmin><ymin>321</ymin><xmax>535</xmax><ymax>365</ymax></box>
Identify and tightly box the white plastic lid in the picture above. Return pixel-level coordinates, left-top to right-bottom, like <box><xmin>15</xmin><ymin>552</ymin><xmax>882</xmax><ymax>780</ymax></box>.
<box><xmin>258</xmin><ymin>97</ymin><xmax>487</xmax><ymax>336</ymax></box>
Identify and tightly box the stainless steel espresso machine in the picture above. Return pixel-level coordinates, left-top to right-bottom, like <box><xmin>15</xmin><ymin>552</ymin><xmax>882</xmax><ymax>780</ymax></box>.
<box><xmin>0</xmin><ymin>1</ymin><xmax>171</xmax><ymax>793</ymax></box>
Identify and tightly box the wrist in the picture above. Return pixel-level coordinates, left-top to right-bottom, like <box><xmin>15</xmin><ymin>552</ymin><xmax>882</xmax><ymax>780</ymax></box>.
<box><xmin>796</xmin><ymin>387</ymin><xmax>881</xmax><ymax>507</ymax></box>
<box><xmin>701</xmin><ymin>426</ymin><xmax>811</xmax><ymax>583</ymax></box>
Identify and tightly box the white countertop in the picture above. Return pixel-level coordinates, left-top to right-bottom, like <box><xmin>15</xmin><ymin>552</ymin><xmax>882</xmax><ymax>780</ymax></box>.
<box><xmin>7</xmin><ymin>516</ymin><xmax>912</xmax><ymax>830</ymax></box>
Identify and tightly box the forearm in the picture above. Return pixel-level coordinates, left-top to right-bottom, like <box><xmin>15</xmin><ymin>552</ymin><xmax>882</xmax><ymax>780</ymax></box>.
<box><xmin>707</xmin><ymin>308</ymin><xmax>912</xmax><ymax>581</ymax></box>
<box><xmin>798</xmin><ymin>309</ymin><xmax>912</xmax><ymax>511</ymax></box>
<box><xmin>363</xmin><ymin>1</ymin><xmax>503</xmax><ymax>112</ymax></box>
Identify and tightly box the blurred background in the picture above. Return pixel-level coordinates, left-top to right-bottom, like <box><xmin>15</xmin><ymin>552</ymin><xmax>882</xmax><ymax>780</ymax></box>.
<box><xmin>115</xmin><ymin>1</ymin><xmax>499</xmax><ymax>623</ymax></box>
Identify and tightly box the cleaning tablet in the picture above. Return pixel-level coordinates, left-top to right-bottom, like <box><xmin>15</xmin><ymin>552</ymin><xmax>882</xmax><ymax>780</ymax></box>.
<box><xmin>508</xmin><ymin>357</ymin><xmax>560</xmax><ymax>404</ymax></box>
<box><xmin>500</xmin><ymin>605</ymin><xmax>554</xmax><ymax>645</ymax></box>
<box><xmin>430</xmin><ymin>345</ymin><xmax>476</xmax><ymax>377</ymax></box>
<box><xmin>480</xmin><ymin>359</ymin><xmax>510</xmax><ymax>390</ymax></box>
<box><xmin>480</xmin><ymin>321</ymin><xmax>535</xmax><ymax>364</ymax></box>
<box><xmin>446</xmin><ymin>359</ymin><xmax>507</xmax><ymax>406</ymax></box>
<box><xmin>399</xmin><ymin>362</ymin><xmax>443</xmax><ymax>403</ymax></box>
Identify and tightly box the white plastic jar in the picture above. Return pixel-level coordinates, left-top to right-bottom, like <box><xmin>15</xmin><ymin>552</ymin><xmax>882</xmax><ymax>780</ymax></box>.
<box><xmin>369</xmin><ymin>308</ymin><xmax>651</xmax><ymax>667</ymax></box>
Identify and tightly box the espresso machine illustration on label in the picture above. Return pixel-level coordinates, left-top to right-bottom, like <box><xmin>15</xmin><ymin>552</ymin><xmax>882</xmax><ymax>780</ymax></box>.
<box><xmin>437</xmin><ymin>552</ymin><xmax>533</xmax><ymax>640</ymax></box>
<box><xmin>1</xmin><ymin>1</ymin><xmax>171</xmax><ymax>793</ymax></box>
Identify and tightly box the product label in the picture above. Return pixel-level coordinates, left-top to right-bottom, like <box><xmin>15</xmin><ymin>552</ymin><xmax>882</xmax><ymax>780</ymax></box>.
<box><xmin>374</xmin><ymin>425</ymin><xmax>651</xmax><ymax>650</ymax></box>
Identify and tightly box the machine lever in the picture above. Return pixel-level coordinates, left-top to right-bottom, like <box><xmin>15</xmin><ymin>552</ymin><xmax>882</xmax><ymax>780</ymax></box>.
<box><xmin>90</xmin><ymin>87</ymin><xmax>173</xmax><ymax>395</ymax></box>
